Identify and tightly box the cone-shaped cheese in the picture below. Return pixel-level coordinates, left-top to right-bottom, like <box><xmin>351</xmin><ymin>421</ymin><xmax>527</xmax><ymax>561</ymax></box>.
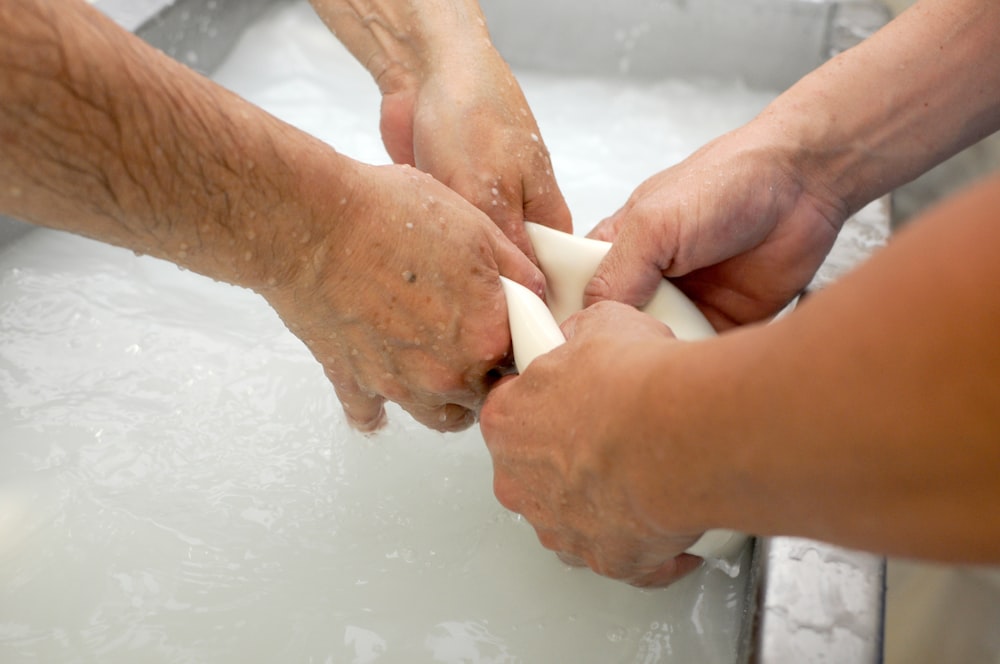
<box><xmin>499</xmin><ymin>223</ymin><xmax>746</xmax><ymax>560</ymax></box>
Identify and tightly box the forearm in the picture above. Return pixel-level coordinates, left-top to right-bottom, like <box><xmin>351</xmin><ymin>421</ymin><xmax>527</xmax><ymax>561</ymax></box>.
<box><xmin>308</xmin><ymin>0</ymin><xmax>492</xmax><ymax>93</ymax></box>
<box><xmin>752</xmin><ymin>0</ymin><xmax>1000</xmax><ymax>216</ymax></box>
<box><xmin>0</xmin><ymin>0</ymin><xmax>360</xmax><ymax>292</ymax></box>
<box><xmin>639</xmin><ymin>174</ymin><xmax>1000</xmax><ymax>562</ymax></box>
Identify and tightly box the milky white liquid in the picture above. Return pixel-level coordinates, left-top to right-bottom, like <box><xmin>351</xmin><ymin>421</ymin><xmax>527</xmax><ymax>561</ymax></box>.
<box><xmin>0</xmin><ymin>2</ymin><xmax>776</xmax><ymax>662</ymax></box>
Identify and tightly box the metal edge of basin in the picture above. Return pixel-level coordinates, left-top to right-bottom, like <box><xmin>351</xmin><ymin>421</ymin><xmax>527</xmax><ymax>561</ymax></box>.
<box><xmin>94</xmin><ymin>0</ymin><xmax>280</xmax><ymax>73</ymax></box>
<box><xmin>6</xmin><ymin>2</ymin><xmax>891</xmax><ymax>662</ymax></box>
<box><xmin>750</xmin><ymin>538</ymin><xmax>886</xmax><ymax>664</ymax></box>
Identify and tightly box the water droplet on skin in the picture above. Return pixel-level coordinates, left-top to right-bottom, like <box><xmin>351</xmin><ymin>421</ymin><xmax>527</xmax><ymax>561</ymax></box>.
<box><xmin>0</xmin><ymin>13</ymin><xmax>770</xmax><ymax>654</ymax></box>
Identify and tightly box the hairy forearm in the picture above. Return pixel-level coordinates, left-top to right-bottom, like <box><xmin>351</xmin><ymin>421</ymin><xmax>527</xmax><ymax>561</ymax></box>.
<box><xmin>308</xmin><ymin>0</ymin><xmax>491</xmax><ymax>92</ymax></box>
<box><xmin>753</xmin><ymin>0</ymin><xmax>1000</xmax><ymax>216</ymax></box>
<box><xmin>641</xmin><ymin>174</ymin><xmax>1000</xmax><ymax>561</ymax></box>
<box><xmin>0</xmin><ymin>0</ymin><xmax>359</xmax><ymax>291</ymax></box>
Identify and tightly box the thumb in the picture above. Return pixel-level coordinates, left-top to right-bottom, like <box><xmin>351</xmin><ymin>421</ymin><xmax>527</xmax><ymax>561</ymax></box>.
<box><xmin>492</xmin><ymin>228</ymin><xmax>546</xmax><ymax>299</ymax></box>
<box><xmin>583</xmin><ymin>238</ymin><xmax>669</xmax><ymax>310</ymax></box>
<box><xmin>524</xmin><ymin>188</ymin><xmax>573</xmax><ymax>236</ymax></box>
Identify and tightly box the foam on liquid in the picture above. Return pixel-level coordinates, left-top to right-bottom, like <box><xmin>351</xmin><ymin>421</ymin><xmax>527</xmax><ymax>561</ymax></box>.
<box><xmin>0</xmin><ymin>2</ymin><xmax>775</xmax><ymax>661</ymax></box>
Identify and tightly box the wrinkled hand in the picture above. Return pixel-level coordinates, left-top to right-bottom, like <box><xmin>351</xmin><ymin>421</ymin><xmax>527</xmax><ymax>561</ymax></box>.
<box><xmin>378</xmin><ymin>45</ymin><xmax>573</xmax><ymax>260</ymax></box>
<box><xmin>264</xmin><ymin>163</ymin><xmax>543</xmax><ymax>433</ymax></box>
<box><xmin>480</xmin><ymin>301</ymin><xmax>705</xmax><ymax>587</ymax></box>
<box><xmin>586</xmin><ymin>127</ymin><xmax>847</xmax><ymax>330</ymax></box>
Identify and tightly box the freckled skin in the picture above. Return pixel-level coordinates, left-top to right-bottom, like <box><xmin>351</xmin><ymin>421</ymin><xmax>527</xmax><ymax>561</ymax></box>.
<box><xmin>0</xmin><ymin>0</ymin><xmax>545</xmax><ymax>433</ymax></box>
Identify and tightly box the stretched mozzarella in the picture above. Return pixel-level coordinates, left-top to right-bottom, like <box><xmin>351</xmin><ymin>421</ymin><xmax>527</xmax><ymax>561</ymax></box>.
<box><xmin>500</xmin><ymin>223</ymin><xmax>747</xmax><ymax>560</ymax></box>
<box><xmin>524</xmin><ymin>222</ymin><xmax>715</xmax><ymax>339</ymax></box>
<box><xmin>499</xmin><ymin>276</ymin><xmax>566</xmax><ymax>372</ymax></box>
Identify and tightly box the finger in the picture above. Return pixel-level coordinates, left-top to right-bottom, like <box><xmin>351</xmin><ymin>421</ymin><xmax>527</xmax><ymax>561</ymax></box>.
<box><xmin>479</xmin><ymin>375</ymin><xmax>517</xmax><ymax>454</ymax></box>
<box><xmin>384</xmin><ymin>349</ymin><xmax>499</xmax><ymax>413</ymax></box>
<box><xmin>522</xmin><ymin>181</ymin><xmax>573</xmax><ymax>235</ymax></box>
<box><xmin>583</xmin><ymin>235</ymin><xmax>672</xmax><ymax>310</ymax></box>
<box><xmin>328</xmin><ymin>370</ymin><xmax>388</xmax><ymax>433</ymax></box>
<box><xmin>586</xmin><ymin>209</ymin><xmax>625</xmax><ymax>242</ymax></box>
<box><xmin>518</xmin><ymin>127</ymin><xmax>573</xmax><ymax>234</ymax></box>
<box><xmin>491</xmin><ymin>228</ymin><xmax>546</xmax><ymax>299</ymax></box>
<box><xmin>379</xmin><ymin>92</ymin><xmax>416</xmax><ymax>166</ymax></box>
<box><xmin>556</xmin><ymin>551</ymin><xmax>587</xmax><ymax>567</ymax></box>
<box><xmin>320</xmin><ymin>357</ymin><xmax>386</xmax><ymax>431</ymax></box>
<box><xmin>627</xmin><ymin>553</ymin><xmax>703</xmax><ymax>589</ymax></box>
<box><xmin>487</xmin><ymin>209</ymin><xmax>540</xmax><ymax>267</ymax></box>
<box><xmin>488</xmin><ymin>176</ymin><xmax>572</xmax><ymax>263</ymax></box>
<box><xmin>560</xmin><ymin>300</ymin><xmax>636</xmax><ymax>341</ymax></box>
<box><xmin>534</xmin><ymin>526</ymin><xmax>571</xmax><ymax>555</ymax></box>
<box><xmin>400</xmin><ymin>401</ymin><xmax>477</xmax><ymax>433</ymax></box>
<box><xmin>442</xmin><ymin>174</ymin><xmax>542</xmax><ymax>264</ymax></box>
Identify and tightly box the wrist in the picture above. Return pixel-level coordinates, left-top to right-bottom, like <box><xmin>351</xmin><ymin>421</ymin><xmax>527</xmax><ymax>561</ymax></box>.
<box><xmin>311</xmin><ymin>0</ymin><xmax>493</xmax><ymax>96</ymax></box>
<box><xmin>743</xmin><ymin>106</ymin><xmax>856</xmax><ymax>230</ymax></box>
<box><xmin>232</xmin><ymin>132</ymin><xmax>366</xmax><ymax>298</ymax></box>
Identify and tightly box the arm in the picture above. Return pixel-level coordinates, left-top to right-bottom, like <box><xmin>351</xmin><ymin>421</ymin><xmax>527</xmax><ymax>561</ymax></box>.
<box><xmin>307</xmin><ymin>0</ymin><xmax>573</xmax><ymax>258</ymax></box>
<box><xmin>0</xmin><ymin>0</ymin><xmax>543</xmax><ymax>431</ymax></box>
<box><xmin>482</xmin><ymin>172</ymin><xmax>1000</xmax><ymax>585</ymax></box>
<box><xmin>687</xmin><ymin>173</ymin><xmax>1000</xmax><ymax>561</ymax></box>
<box><xmin>778</xmin><ymin>0</ymin><xmax>1000</xmax><ymax>211</ymax></box>
<box><xmin>586</xmin><ymin>0</ymin><xmax>1000</xmax><ymax>328</ymax></box>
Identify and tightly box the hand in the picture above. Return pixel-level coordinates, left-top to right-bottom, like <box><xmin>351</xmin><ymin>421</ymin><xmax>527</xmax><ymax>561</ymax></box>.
<box><xmin>379</xmin><ymin>44</ymin><xmax>573</xmax><ymax>260</ymax></box>
<box><xmin>263</xmin><ymin>163</ymin><xmax>544</xmax><ymax>433</ymax></box>
<box><xmin>585</xmin><ymin>126</ymin><xmax>847</xmax><ymax>330</ymax></box>
<box><xmin>0</xmin><ymin>0</ymin><xmax>542</xmax><ymax>435</ymax></box>
<box><xmin>480</xmin><ymin>301</ymin><xmax>705</xmax><ymax>586</ymax></box>
<box><xmin>309</xmin><ymin>0</ymin><xmax>572</xmax><ymax>260</ymax></box>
